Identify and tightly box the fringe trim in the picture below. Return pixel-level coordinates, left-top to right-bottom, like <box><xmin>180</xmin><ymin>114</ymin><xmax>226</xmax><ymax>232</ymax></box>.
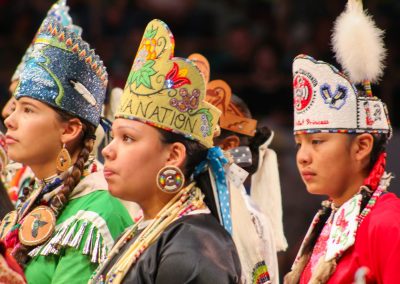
<box><xmin>309</xmin><ymin>256</ymin><xmax>337</xmax><ymax>284</ymax></box>
<box><xmin>283</xmin><ymin>254</ymin><xmax>310</xmax><ymax>284</ymax></box>
<box><xmin>28</xmin><ymin>218</ymin><xmax>109</xmax><ymax>264</ymax></box>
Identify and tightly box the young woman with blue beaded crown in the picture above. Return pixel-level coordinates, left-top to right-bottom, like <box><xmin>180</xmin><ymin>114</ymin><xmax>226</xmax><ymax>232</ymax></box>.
<box><xmin>0</xmin><ymin>7</ymin><xmax>132</xmax><ymax>284</ymax></box>
<box><xmin>284</xmin><ymin>1</ymin><xmax>400</xmax><ymax>283</ymax></box>
<box><xmin>2</xmin><ymin>0</ymin><xmax>83</xmax><ymax>207</ymax></box>
<box><xmin>2</xmin><ymin>0</ymin><xmax>84</xmax><ymax>206</ymax></box>
<box><xmin>89</xmin><ymin>19</ymin><xmax>242</xmax><ymax>284</ymax></box>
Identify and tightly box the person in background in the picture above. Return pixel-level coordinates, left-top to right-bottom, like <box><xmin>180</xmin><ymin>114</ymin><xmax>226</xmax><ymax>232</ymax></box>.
<box><xmin>190</xmin><ymin>52</ymin><xmax>287</xmax><ymax>283</ymax></box>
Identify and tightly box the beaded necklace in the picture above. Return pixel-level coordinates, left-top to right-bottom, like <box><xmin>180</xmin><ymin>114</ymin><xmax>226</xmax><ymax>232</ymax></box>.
<box><xmin>89</xmin><ymin>183</ymin><xmax>205</xmax><ymax>284</ymax></box>
<box><xmin>0</xmin><ymin>158</ymin><xmax>98</xmax><ymax>265</ymax></box>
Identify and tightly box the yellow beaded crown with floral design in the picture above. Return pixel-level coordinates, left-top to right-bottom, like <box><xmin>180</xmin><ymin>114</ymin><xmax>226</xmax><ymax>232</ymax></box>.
<box><xmin>115</xmin><ymin>19</ymin><xmax>221</xmax><ymax>148</ymax></box>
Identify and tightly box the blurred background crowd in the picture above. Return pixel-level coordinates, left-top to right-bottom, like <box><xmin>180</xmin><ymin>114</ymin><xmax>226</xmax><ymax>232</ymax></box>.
<box><xmin>1</xmin><ymin>0</ymin><xmax>400</xmax><ymax>282</ymax></box>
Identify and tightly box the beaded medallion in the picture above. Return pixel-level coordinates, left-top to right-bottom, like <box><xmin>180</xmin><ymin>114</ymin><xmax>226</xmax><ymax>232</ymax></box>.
<box><xmin>0</xmin><ymin>210</ymin><xmax>18</xmax><ymax>239</ymax></box>
<box><xmin>19</xmin><ymin>206</ymin><xmax>56</xmax><ymax>246</ymax></box>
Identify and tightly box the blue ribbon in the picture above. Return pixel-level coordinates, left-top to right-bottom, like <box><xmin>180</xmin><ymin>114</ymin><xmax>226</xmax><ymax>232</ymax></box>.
<box><xmin>194</xmin><ymin>147</ymin><xmax>232</xmax><ymax>234</ymax></box>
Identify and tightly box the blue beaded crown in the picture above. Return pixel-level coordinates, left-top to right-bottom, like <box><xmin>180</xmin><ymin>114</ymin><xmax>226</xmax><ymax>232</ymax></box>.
<box><xmin>14</xmin><ymin>16</ymin><xmax>108</xmax><ymax>127</ymax></box>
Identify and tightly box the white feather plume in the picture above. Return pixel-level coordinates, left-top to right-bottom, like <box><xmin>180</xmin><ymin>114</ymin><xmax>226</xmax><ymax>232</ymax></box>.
<box><xmin>70</xmin><ymin>80</ymin><xmax>97</xmax><ymax>106</ymax></box>
<box><xmin>332</xmin><ymin>0</ymin><xmax>386</xmax><ymax>83</ymax></box>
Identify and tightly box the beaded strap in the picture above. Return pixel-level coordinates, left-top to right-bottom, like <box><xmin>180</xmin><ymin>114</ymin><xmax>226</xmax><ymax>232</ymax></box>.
<box><xmin>89</xmin><ymin>183</ymin><xmax>205</xmax><ymax>284</ymax></box>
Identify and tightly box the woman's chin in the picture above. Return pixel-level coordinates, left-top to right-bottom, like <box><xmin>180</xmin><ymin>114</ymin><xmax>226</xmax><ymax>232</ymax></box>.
<box><xmin>305</xmin><ymin>186</ymin><xmax>326</xmax><ymax>196</ymax></box>
<box><xmin>6</xmin><ymin>150</ymin><xmax>23</xmax><ymax>164</ymax></box>
<box><xmin>107</xmin><ymin>185</ymin><xmax>120</xmax><ymax>198</ymax></box>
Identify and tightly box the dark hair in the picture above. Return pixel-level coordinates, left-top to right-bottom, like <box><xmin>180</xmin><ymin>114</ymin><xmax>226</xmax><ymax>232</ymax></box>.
<box><xmin>214</xmin><ymin>94</ymin><xmax>272</xmax><ymax>175</ymax></box>
<box><xmin>0</xmin><ymin>182</ymin><xmax>14</xmax><ymax>220</ymax></box>
<box><xmin>157</xmin><ymin>128</ymin><xmax>220</xmax><ymax>222</ymax></box>
<box><xmin>346</xmin><ymin>133</ymin><xmax>388</xmax><ymax>172</ymax></box>
<box><xmin>247</xmin><ymin>126</ymin><xmax>272</xmax><ymax>175</ymax></box>
<box><xmin>214</xmin><ymin>126</ymin><xmax>272</xmax><ymax>176</ymax></box>
<box><xmin>302</xmin><ymin>202</ymin><xmax>332</xmax><ymax>256</ymax></box>
<box><xmin>14</xmin><ymin>108</ymin><xmax>96</xmax><ymax>266</ymax></box>
<box><xmin>213</xmin><ymin>128</ymin><xmax>250</xmax><ymax>149</ymax></box>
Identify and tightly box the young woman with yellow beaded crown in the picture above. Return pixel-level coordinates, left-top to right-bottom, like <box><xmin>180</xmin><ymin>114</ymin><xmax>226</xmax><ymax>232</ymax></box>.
<box><xmin>89</xmin><ymin>19</ymin><xmax>242</xmax><ymax>283</ymax></box>
<box><xmin>284</xmin><ymin>0</ymin><xmax>400</xmax><ymax>283</ymax></box>
<box><xmin>0</xmin><ymin>8</ymin><xmax>133</xmax><ymax>284</ymax></box>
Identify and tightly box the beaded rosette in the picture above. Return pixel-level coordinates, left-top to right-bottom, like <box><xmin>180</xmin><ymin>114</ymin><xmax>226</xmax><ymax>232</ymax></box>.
<box><xmin>115</xmin><ymin>19</ymin><xmax>220</xmax><ymax>148</ymax></box>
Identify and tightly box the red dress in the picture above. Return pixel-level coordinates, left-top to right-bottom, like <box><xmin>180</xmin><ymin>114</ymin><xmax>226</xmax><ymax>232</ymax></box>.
<box><xmin>301</xmin><ymin>193</ymin><xmax>400</xmax><ymax>284</ymax></box>
<box><xmin>0</xmin><ymin>241</ymin><xmax>25</xmax><ymax>283</ymax></box>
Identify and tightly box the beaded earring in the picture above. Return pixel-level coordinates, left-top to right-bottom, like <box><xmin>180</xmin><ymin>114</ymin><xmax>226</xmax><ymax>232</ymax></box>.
<box><xmin>156</xmin><ymin>166</ymin><xmax>185</xmax><ymax>194</ymax></box>
<box><xmin>56</xmin><ymin>144</ymin><xmax>72</xmax><ymax>172</ymax></box>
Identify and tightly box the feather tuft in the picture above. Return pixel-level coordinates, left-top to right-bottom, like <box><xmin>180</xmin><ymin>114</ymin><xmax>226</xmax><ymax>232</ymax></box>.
<box><xmin>70</xmin><ymin>80</ymin><xmax>97</xmax><ymax>106</ymax></box>
<box><xmin>332</xmin><ymin>0</ymin><xmax>386</xmax><ymax>83</ymax></box>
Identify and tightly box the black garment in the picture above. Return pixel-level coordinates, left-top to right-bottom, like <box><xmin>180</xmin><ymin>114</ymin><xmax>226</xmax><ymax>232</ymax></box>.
<box><xmin>100</xmin><ymin>214</ymin><xmax>242</xmax><ymax>284</ymax></box>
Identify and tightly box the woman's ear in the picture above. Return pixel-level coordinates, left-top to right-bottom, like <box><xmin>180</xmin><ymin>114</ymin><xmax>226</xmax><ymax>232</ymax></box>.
<box><xmin>165</xmin><ymin>142</ymin><xmax>187</xmax><ymax>168</ymax></box>
<box><xmin>60</xmin><ymin>118</ymin><xmax>83</xmax><ymax>145</ymax></box>
<box><xmin>353</xmin><ymin>133</ymin><xmax>374</xmax><ymax>162</ymax></box>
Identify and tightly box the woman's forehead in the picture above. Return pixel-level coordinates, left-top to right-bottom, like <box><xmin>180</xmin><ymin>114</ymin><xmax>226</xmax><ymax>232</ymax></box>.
<box><xmin>112</xmin><ymin>118</ymin><xmax>159</xmax><ymax>136</ymax></box>
<box><xmin>294</xmin><ymin>132</ymin><xmax>349</xmax><ymax>140</ymax></box>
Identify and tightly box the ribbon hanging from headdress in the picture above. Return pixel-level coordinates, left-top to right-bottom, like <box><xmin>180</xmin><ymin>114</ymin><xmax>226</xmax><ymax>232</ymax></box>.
<box><xmin>194</xmin><ymin>147</ymin><xmax>232</xmax><ymax>234</ymax></box>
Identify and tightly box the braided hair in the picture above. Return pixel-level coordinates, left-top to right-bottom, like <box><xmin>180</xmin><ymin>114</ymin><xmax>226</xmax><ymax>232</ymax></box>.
<box><xmin>49</xmin><ymin>109</ymin><xmax>96</xmax><ymax>214</ymax></box>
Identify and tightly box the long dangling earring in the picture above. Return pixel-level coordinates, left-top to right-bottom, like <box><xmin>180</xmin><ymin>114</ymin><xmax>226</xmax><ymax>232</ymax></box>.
<box><xmin>56</xmin><ymin>144</ymin><xmax>72</xmax><ymax>172</ymax></box>
<box><xmin>156</xmin><ymin>165</ymin><xmax>185</xmax><ymax>194</ymax></box>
